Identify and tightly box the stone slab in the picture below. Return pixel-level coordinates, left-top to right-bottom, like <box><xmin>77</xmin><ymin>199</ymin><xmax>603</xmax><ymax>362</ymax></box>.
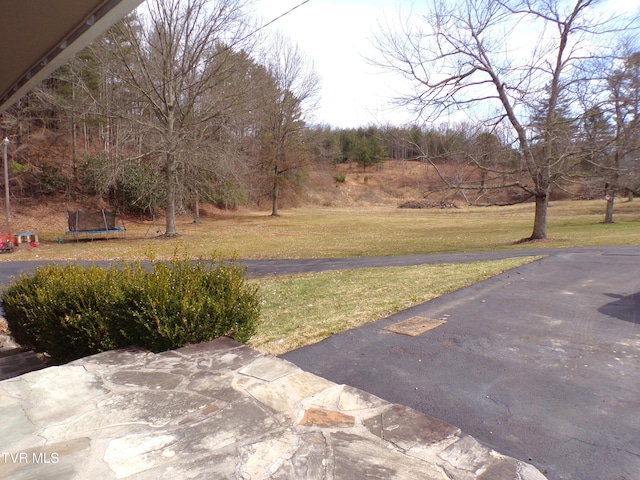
<box><xmin>384</xmin><ymin>316</ymin><xmax>447</xmax><ymax>336</ymax></box>
<box><xmin>239</xmin><ymin>355</ymin><xmax>301</xmax><ymax>382</ymax></box>
<box><xmin>299</xmin><ymin>407</ymin><xmax>355</xmax><ymax>428</ymax></box>
<box><xmin>331</xmin><ymin>431</ymin><xmax>447</xmax><ymax>480</ymax></box>
<box><xmin>364</xmin><ymin>404</ymin><xmax>461</xmax><ymax>450</ymax></box>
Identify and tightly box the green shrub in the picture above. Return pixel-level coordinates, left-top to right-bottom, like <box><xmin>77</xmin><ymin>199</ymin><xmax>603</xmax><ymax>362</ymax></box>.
<box><xmin>1</xmin><ymin>255</ymin><xmax>260</xmax><ymax>364</ymax></box>
<box><xmin>334</xmin><ymin>172</ymin><xmax>346</xmax><ymax>183</ymax></box>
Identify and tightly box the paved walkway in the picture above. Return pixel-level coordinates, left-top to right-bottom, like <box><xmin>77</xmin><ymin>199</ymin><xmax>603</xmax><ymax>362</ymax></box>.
<box><xmin>241</xmin><ymin>246</ymin><xmax>609</xmax><ymax>277</ymax></box>
<box><xmin>0</xmin><ymin>347</ymin><xmax>46</xmax><ymax>381</ymax></box>
<box><xmin>0</xmin><ymin>245</ymin><xmax>623</xmax><ymax>284</ymax></box>
<box><xmin>0</xmin><ymin>338</ymin><xmax>546</xmax><ymax>479</ymax></box>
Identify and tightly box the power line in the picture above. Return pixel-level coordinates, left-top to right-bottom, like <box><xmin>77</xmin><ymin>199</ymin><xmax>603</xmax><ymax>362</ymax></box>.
<box><xmin>260</xmin><ymin>0</ymin><xmax>312</xmax><ymax>32</ymax></box>
<box><xmin>237</xmin><ymin>0</ymin><xmax>312</xmax><ymax>45</ymax></box>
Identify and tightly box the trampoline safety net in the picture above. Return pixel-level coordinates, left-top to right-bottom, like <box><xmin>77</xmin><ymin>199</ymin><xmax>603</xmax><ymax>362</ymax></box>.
<box><xmin>68</xmin><ymin>210</ymin><xmax>118</xmax><ymax>232</ymax></box>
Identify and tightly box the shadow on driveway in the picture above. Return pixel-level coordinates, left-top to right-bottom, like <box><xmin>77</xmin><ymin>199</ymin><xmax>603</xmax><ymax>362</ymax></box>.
<box><xmin>599</xmin><ymin>292</ymin><xmax>640</xmax><ymax>324</ymax></box>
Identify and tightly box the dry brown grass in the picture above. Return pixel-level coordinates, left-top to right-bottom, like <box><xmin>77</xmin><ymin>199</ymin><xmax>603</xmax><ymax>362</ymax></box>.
<box><xmin>0</xmin><ymin>198</ymin><xmax>637</xmax><ymax>263</ymax></box>
<box><xmin>0</xmin><ymin>161</ymin><xmax>637</xmax><ymax>262</ymax></box>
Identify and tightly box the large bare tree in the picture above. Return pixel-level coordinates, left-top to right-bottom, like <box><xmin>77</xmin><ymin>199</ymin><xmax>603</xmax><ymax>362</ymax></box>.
<box><xmin>374</xmin><ymin>0</ymin><xmax>637</xmax><ymax>240</ymax></box>
<box><xmin>602</xmin><ymin>50</ymin><xmax>640</xmax><ymax>222</ymax></box>
<box><xmin>257</xmin><ymin>34</ymin><xmax>319</xmax><ymax>216</ymax></box>
<box><xmin>108</xmin><ymin>0</ymin><xmax>254</xmax><ymax>236</ymax></box>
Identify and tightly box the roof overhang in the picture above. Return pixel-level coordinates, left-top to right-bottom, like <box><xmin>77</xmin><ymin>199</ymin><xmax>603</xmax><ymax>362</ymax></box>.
<box><xmin>0</xmin><ymin>0</ymin><xmax>145</xmax><ymax>114</ymax></box>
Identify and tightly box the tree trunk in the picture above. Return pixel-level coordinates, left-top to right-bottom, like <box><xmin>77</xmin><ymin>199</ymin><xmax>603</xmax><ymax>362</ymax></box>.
<box><xmin>71</xmin><ymin>87</ymin><xmax>78</xmax><ymax>183</ymax></box>
<box><xmin>193</xmin><ymin>195</ymin><xmax>201</xmax><ymax>224</ymax></box>
<box><xmin>271</xmin><ymin>170</ymin><xmax>280</xmax><ymax>217</ymax></box>
<box><xmin>165</xmin><ymin>151</ymin><xmax>179</xmax><ymax>236</ymax></box>
<box><xmin>165</xmin><ymin>184</ymin><xmax>178</xmax><ymax>236</ymax></box>
<box><xmin>604</xmin><ymin>192</ymin><xmax>615</xmax><ymax>224</ymax></box>
<box><xmin>530</xmin><ymin>193</ymin><xmax>548</xmax><ymax>240</ymax></box>
<box><xmin>164</xmin><ymin>92</ymin><xmax>179</xmax><ymax>236</ymax></box>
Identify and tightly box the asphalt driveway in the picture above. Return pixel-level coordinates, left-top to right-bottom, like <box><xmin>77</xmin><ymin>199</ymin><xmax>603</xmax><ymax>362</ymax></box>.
<box><xmin>281</xmin><ymin>246</ymin><xmax>640</xmax><ymax>480</ymax></box>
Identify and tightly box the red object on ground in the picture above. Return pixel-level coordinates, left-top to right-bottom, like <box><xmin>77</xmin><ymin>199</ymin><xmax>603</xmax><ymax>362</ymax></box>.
<box><xmin>0</xmin><ymin>234</ymin><xmax>14</xmax><ymax>252</ymax></box>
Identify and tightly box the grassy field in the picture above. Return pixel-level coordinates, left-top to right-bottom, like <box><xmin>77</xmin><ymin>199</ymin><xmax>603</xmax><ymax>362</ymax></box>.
<box><xmin>4</xmin><ymin>199</ymin><xmax>639</xmax><ymax>262</ymax></box>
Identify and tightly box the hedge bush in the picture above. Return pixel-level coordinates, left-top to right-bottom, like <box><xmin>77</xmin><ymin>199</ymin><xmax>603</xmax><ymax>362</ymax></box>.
<box><xmin>1</xmin><ymin>255</ymin><xmax>260</xmax><ymax>364</ymax></box>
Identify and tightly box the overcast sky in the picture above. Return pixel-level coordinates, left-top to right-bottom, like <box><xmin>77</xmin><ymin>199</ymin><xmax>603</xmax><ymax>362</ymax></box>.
<box><xmin>254</xmin><ymin>0</ymin><xmax>640</xmax><ymax>129</ymax></box>
<box><xmin>254</xmin><ymin>0</ymin><xmax>413</xmax><ymax>128</ymax></box>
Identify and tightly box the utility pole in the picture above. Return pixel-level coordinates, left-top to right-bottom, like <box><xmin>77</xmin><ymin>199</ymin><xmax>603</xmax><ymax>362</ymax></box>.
<box><xmin>3</xmin><ymin>137</ymin><xmax>10</xmax><ymax>233</ymax></box>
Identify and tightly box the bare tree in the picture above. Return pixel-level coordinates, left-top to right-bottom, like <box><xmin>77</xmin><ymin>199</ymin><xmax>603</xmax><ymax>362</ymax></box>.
<box><xmin>373</xmin><ymin>0</ymin><xmax>637</xmax><ymax>240</ymax></box>
<box><xmin>602</xmin><ymin>50</ymin><xmax>640</xmax><ymax>221</ymax></box>
<box><xmin>107</xmin><ymin>0</ymin><xmax>254</xmax><ymax>236</ymax></box>
<box><xmin>257</xmin><ymin>33</ymin><xmax>319</xmax><ymax>216</ymax></box>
